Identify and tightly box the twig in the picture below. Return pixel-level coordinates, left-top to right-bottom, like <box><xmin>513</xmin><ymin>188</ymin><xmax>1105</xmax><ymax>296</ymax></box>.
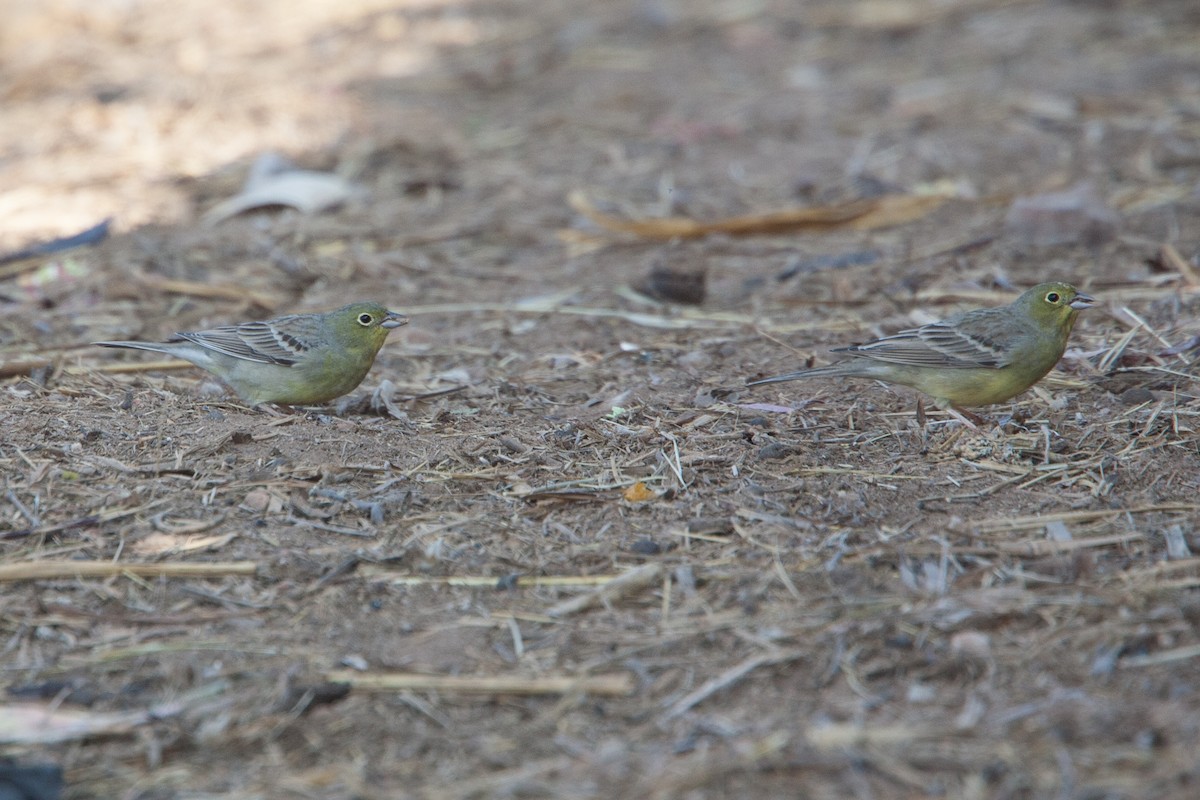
<box><xmin>546</xmin><ymin>563</ymin><xmax>663</xmax><ymax>617</ymax></box>
<box><xmin>5</xmin><ymin>489</ymin><xmax>39</xmax><ymax>527</ymax></box>
<box><xmin>286</xmin><ymin>516</ymin><xmax>374</xmax><ymax>538</ymax></box>
<box><xmin>990</xmin><ymin>531</ymin><xmax>1143</xmax><ymax>555</ymax></box>
<box><xmin>973</xmin><ymin>504</ymin><xmax>1200</xmax><ymax>533</ymax></box>
<box><xmin>662</xmin><ymin>649</ymin><xmax>804</xmax><ymax>720</ymax></box>
<box><xmin>358</xmin><ymin>569</ymin><xmax>637</xmax><ymax>588</ymax></box>
<box><xmin>0</xmin><ymin>560</ymin><xmax>258</xmax><ymax>583</ymax></box>
<box><xmin>1120</xmin><ymin>643</ymin><xmax>1200</xmax><ymax>668</ymax></box>
<box><xmin>2</xmin><ymin>499</ymin><xmax>172</xmax><ymax>540</ymax></box>
<box><xmin>325</xmin><ymin>670</ymin><xmax>634</xmax><ymax>696</ymax></box>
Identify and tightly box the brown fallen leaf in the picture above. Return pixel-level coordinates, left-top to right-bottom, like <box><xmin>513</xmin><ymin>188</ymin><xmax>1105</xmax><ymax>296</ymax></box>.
<box><xmin>568</xmin><ymin>190</ymin><xmax>948</xmax><ymax>240</ymax></box>
<box><xmin>846</xmin><ymin>193</ymin><xmax>949</xmax><ymax>231</ymax></box>
<box><xmin>623</xmin><ymin>482</ymin><xmax>658</xmax><ymax>502</ymax></box>
<box><xmin>130</xmin><ymin>532</ymin><xmax>237</xmax><ymax>556</ymax></box>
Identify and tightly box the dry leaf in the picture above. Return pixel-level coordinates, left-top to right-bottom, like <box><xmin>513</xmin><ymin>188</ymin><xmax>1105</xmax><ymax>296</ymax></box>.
<box><xmin>847</xmin><ymin>193</ymin><xmax>948</xmax><ymax>231</ymax></box>
<box><xmin>203</xmin><ymin>152</ymin><xmax>360</xmax><ymax>224</ymax></box>
<box><xmin>623</xmin><ymin>482</ymin><xmax>657</xmax><ymax>502</ymax></box>
<box><xmin>570</xmin><ymin>190</ymin><xmax>874</xmax><ymax>239</ymax></box>
<box><xmin>242</xmin><ymin>489</ymin><xmax>284</xmax><ymax>514</ymax></box>
<box><xmin>569</xmin><ymin>190</ymin><xmax>949</xmax><ymax>240</ymax></box>
<box><xmin>131</xmin><ymin>532</ymin><xmax>237</xmax><ymax>556</ymax></box>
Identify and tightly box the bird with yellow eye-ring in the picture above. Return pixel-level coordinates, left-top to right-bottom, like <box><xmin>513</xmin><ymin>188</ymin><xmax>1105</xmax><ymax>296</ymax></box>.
<box><xmin>748</xmin><ymin>282</ymin><xmax>1094</xmax><ymax>425</ymax></box>
<box><xmin>95</xmin><ymin>302</ymin><xmax>407</xmax><ymax>407</ymax></box>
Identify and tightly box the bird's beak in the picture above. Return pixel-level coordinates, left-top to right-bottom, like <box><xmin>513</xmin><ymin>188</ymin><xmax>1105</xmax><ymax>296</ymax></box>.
<box><xmin>1069</xmin><ymin>293</ymin><xmax>1095</xmax><ymax>310</ymax></box>
<box><xmin>382</xmin><ymin>311</ymin><xmax>409</xmax><ymax>329</ymax></box>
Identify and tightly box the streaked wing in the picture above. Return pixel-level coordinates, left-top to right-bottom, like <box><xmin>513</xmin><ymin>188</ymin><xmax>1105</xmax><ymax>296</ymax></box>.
<box><xmin>840</xmin><ymin>312</ymin><xmax>1015</xmax><ymax>370</ymax></box>
<box><xmin>176</xmin><ymin>317</ymin><xmax>314</xmax><ymax>366</ymax></box>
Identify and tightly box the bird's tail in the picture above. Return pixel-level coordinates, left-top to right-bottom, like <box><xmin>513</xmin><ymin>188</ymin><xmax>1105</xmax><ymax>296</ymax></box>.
<box><xmin>746</xmin><ymin>363</ymin><xmax>858</xmax><ymax>386</ymax></box>
<box><xmin>93</xmin><ymin>341</ymin><xmax>174</xmax><ymax>355</ymax></box>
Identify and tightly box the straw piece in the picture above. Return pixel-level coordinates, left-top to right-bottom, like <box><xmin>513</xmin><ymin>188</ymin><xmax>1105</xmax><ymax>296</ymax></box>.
<box><xmin>546</xmin><ymin>563</ymin><xmax>663</xmax><ymax>617</ymax></box>
<box><xmin>0</xmin><ymin>560</ymin><xmax>258</xmax><ymax>582</ymax></box>
<box><xmin>325</xmin><ymin>670</ymin><xmax>634</xmax><ymax>696</ymax></box>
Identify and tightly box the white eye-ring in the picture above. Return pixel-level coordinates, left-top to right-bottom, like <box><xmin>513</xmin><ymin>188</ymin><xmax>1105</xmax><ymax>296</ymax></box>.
<box><xmin>1045</xmin><ymin>292</ymin><xmax>1060</xmax><ymax>304</ymax></box>
<box><xmin>357</xmin><ymin>313</ymin><xmax>374</xmax><ymax>326</ymax></box>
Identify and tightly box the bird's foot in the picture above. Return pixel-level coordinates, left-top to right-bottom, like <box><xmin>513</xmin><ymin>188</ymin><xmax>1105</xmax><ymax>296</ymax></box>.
<box><xmin>914</xmin><ymin>399</ymin><xmax>990</xmax><ymax>432</ymax></box>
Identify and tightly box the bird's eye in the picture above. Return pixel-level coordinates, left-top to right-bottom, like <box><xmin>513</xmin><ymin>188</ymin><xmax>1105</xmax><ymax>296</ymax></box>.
<box><xmin>1045</xmin><ymin>292</ymin><xmax>1060</xmax><ymax>304</ymax></box>
<box><xmin>357</xmin><ymin>313</ymin><xmax>374</xmax><ymax>326</ymax></box>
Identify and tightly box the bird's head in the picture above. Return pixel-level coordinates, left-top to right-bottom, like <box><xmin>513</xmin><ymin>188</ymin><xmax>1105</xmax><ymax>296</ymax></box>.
<box><xmin>1018</xmin><ymin>282</ymin><xmax>1094</xmax><ymax>333</ymax></box>
<box><xmin>333</xmin><ymin>302</ymin><xmax>409</xmax><ymax>354</ymax></box>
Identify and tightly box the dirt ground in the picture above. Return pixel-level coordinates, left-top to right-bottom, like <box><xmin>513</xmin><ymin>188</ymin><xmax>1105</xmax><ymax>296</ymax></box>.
<box><xmin>4</xmin><ymin>0</ymin><xmax>1200</xmax><ymax>797</ymax></box>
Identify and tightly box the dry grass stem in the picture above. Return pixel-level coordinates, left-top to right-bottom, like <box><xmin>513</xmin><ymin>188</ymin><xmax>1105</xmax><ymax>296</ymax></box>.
<box><xmin>359</xmin><ymin>570</ymin><xmax>644</xmax><ymax>587</ymax></box>
<box><xmin>0</xmin><ymin>560</ymin><xmax>258</xmax><ymax>582</ymax></box>
<box><xmin>546</xmin><ymin>562</ymin><xmax>664</xmax><ymax>617</ymax></box>
<box><xmin>324</xmin><ymin>670</ymin><xmax>635</xmax><ymax>696</ymax></box>
<box><xmin>662</xmin><ymin>649</ymin><xmax>805</xmax><ymax>720</ymax></box>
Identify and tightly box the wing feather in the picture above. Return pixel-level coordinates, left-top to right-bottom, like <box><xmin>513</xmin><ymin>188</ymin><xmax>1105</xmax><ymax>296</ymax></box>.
<box><xmin>836</xmin><ymin>309</ymin><xmax>1023</xmax><ymax>370</ymax></box>
<box><xmin>175</xmin><ymin>316</ymin><xmax>315</xmax><ymax>366</ymax></box>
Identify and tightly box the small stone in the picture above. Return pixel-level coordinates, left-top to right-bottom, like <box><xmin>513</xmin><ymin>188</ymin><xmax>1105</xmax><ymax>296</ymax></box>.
<box><xmin>629</xmin><ymin>538</ymin><xmax>662</xmax><ymax>555</ymax></box>
<box><xmin>636</xmin><ymin>264</ymin><xmax>707</xmax><ymax>305</ymax></box>
<box><xmin>756</xmin><ymin>442</ymin><xmax>795</xmax><ymax>460</ymax></box>
<box><xmin>1120</xmin><ymin>386</ymin><xmax>1155</xmax><ymax>405</ymax></box>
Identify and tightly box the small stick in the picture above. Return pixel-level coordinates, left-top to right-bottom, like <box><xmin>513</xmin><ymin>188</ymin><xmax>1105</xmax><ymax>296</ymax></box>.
<box><xmin>991</xmin><ymin>531</ymin><xmax>1142</xmax><ymax>555</ymax></box>
<box><xmin>5</xmin><ymin>490</ymin><xmax>39</xmax><ymax>527</ymax></box>
<box><xmin>325</xmin><ymin>670</ymin><xmax>634</xmax><ymax>696</ymax></box>
<box><xmin>973</xmin><ymin>503</ymin><xmax>1200</xmax><ymax>533</ymax></box>
<box><xmin>1120</xmin><ymin>643</ymin><xmax>1200</xmax><ymax>668</ymax></box>
<box><xmin>359</xmin><ymin>570</ymin><xmax>630</xmax><ymax>587</ymax></box>
<box><xmin>546</xmin><ymin>562</ymin><xmax>663</xmax><ymax>617</ymax></box>
<box><xmin>0</xmin><ymin>560</ymin><xmax>258</xmax><ymax>583</ymax></box>
<box><xmin>662</xmin><ymin>649</ymin><xmax>804</xmax><ymax>720</ymax></box>
<box><xmin>2</xmin><ymin>514</ymin><xmax>100</xmax><ymax>541</ymax></box>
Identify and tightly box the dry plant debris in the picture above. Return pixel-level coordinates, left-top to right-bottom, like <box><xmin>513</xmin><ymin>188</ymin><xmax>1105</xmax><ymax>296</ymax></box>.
<box><xmin>3</xmin><ymin>0</ymin><xmax>1200</xmax><ymax>798</ymax></box>
<box><xmin>568</xmin><ymin>189</ymin><xmax>952</xmax><ymax>240</ymax></box>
